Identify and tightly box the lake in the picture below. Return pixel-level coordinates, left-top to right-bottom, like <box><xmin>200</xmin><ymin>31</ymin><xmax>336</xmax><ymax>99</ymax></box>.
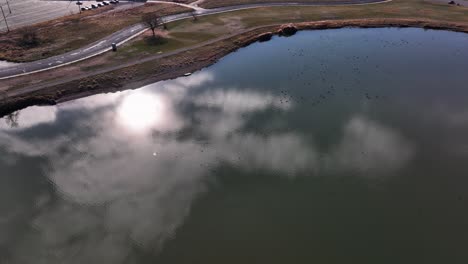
<box><xmin>1</xmin><ymin>28</ymin><xmax>468</xmax><ymax>263</ymax></box>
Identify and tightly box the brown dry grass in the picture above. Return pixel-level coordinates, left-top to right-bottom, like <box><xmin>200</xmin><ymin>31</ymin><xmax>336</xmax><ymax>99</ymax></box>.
<box><xmin>199</xmin><ymin>0</ymin><xmax>362</xmax><ymax>8</ymax></box>
<box><xmin>0</xmin><ymin>3</ymin><xmax>191</xmax><ymax>62</ymax></box>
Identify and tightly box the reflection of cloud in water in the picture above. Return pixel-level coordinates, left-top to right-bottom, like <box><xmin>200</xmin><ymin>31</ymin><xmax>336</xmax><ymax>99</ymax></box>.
<box><xmin>0</xmin><ymin>132</ymin><xmax>69</xmax><ymax>160</ymax></box>
<box><xmin>194</xmin><ymin>89</ymin><xmax>292</xmax><ymax>113</ymax></box>
<box><xmin>0</xmin><ymin>106</ymin><xmax>58</xmax><ymax>131</ymax></box>
<box><xmin>0</xmin><ymin>72</ymin><xmax>310</xmax><ymax>263</ymax></box>
<box><xmin>154</xmin><ymin>71</ymin><xmax>216</xmax><ymax>102</ymax></box>
<box><xmin>62</xmin><ymin>92</ymin><xmax>121</xmax><ymax>110</ymax></box>
<box><xmin>0</xmin><ymin>72</ymin><xmax>413</xmax><ymax>263</ymax></box>
<box><xmin>194</xmin><ymin>89</ymin><xmax>292</xmax><ymax>137</ymax></box>
<box><xmin>111</xmin><ymin>72</ymin><xmax>215</xmax><ymax>134</ymax></box>
<box><xmin>430</xmin><ymin>104</ymin><xmax>468</xmax><ymax>127</ymax></box>
<box><xmin>220</xmin><ymin>133</ymin><xmax>317</xmax><ymax>175</ymax></box>
<box><xmin>327</xmin><ymin>116</ymin><xmax>413</xmax><ymax>175</ymax></box>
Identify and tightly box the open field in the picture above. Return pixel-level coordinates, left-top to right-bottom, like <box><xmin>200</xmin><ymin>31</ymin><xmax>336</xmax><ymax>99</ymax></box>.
<box><xmin>199</xmin><ymin>0</ymin><xmax>387</xmax><ymax>8</ymax></box>
<box><xmin>179</xmin><ymin>0</ymin><xmax>468</xmax><ymax>30</ymax></box>
<box><xmin>0</xmin><ymin>3</ymin><xmax>190</xmax><ymax>62</ymax></box>
<box><xmin>198</xmin><ymin>0</ymin><xmax>468</xmax><ymax>8</ymax></box>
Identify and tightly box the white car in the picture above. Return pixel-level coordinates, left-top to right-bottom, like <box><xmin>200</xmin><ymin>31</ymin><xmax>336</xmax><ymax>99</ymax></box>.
<box><xmin>91</xmin><ymin>4</ymin><xmax>98</xmax><ymax>8</ymax></box>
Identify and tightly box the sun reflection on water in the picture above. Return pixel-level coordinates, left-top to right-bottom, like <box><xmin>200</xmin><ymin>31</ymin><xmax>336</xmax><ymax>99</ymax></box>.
<box><xmin>117</xmin><ymin>92</ymin><xmax>163</xmax><ymax>133</ymax></box>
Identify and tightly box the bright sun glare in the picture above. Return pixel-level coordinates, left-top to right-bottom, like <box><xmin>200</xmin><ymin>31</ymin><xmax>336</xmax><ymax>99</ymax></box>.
<box><xmin>117</xmin><ymin>92</ymin><xmax>162</xmax><ymax>132</ymax></box>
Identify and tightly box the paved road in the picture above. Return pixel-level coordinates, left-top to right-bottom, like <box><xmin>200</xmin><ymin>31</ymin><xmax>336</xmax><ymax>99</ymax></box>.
<box><xmin>0</xmin><ymin>0</ymin><xmax>390</xmax><ymax>80</ymax></box>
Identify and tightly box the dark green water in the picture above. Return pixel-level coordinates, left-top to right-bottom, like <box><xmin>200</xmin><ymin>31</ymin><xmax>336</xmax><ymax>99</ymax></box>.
<box><xmin>1</xmin><ymin>28</ymin><xmax>468</xmax><ymax>263</ymax></box>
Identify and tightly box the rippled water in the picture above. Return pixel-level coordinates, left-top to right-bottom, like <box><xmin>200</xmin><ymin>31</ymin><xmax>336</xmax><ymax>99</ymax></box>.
<box><xmin>1</xmin><ymin>28</ymin><xmax>468</xmax><ymax>263</ymax></box>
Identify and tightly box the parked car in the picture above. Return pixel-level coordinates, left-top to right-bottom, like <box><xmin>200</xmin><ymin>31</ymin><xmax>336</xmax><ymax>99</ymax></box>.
<box><xmin>102</xmin><ymin>1</ymin><xmax>109</xmax><ymax>5</ymax></box>
<box><xmin>81</xmin><ymin>7</ymin><xmax>87</xmax><ymax>11</ymax></box>
<box><xmin>97</xmin><ymin>3</ymin><xmax>103</xmax><ymax>7</ymax></box>
<box><xmin>91</xmin><ymin>4</ymin><xmax>98</xmax><ymax>8</ymax></box>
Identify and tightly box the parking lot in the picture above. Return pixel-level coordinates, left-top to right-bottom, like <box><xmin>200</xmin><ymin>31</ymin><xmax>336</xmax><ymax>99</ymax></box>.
<box><xmin>0</xmin><ymin>0</ymin><xmax>137</xmax><ymax>32</ymax></box>
<box><xmin>0</xmin><ymin>0</ymin><xmax>79</xmax><ymax>32</ymax></box>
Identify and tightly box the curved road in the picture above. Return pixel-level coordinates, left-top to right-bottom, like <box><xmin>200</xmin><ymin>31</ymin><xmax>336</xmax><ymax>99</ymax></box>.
<box><xmin>0</xmin><ymin>0</ymin><xmax>390</xmax><ymax>80</ymax></box>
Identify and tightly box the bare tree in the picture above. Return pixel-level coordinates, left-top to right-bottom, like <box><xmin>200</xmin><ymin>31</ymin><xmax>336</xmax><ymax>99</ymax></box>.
<box><xmin>142</xmin><ymin>13</ymin><xmax>162</xmax><ymax>38</ymax></box>
<box><xmin>4</xmin><ymin>112</ymin><xmax>19</xmax><ymax>128</ymax></box>
<box><xmin>191</xmin><ymin>10</ymin><xmax>198</xmax><ymax>21</ymax></box>
<box><xmin>18</xmin><ymin>27</ymin><xmax>39</xmax><ymax>47</ymax></box>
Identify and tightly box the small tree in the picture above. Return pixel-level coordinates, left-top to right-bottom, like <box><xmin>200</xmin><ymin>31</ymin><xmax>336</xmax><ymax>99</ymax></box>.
<box><xmin>142</xmin><ymin>13</ymin><xmax>162</xmax><ymax>38</ymax></box>
<box><xmin>191</xmin><ymin>11</ymin><xmax>198</xmax><ymax>21</ymax></box>
<box><xmin>18</xmin><ymin>27</ymin><xmax>39</xmax><ymax>47</ymax></box>
<box><xmin>4</xmin><ymin>112</ymin><xmax>19</xmax><ymax>128</ymax></box>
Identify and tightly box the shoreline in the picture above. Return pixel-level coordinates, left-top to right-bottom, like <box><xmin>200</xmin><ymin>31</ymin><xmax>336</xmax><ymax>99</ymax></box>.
<box><xmin>1</xmin><ymin>18</ymin><xmax>468</xmax><ymax>117</ymax></box>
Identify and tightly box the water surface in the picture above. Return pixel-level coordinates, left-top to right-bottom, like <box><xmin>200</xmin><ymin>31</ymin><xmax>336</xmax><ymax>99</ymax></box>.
<box><xmin>1</xmin><ymin>28</ymin><xmax>468</xmax><ymax>263</ymax></box>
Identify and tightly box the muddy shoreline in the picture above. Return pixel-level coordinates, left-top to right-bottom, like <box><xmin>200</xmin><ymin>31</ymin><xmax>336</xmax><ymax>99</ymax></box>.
<box><xmin>1</xmin><ymin>18</ymin><xmax>468</xmax><ymax>117</ymax></box>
